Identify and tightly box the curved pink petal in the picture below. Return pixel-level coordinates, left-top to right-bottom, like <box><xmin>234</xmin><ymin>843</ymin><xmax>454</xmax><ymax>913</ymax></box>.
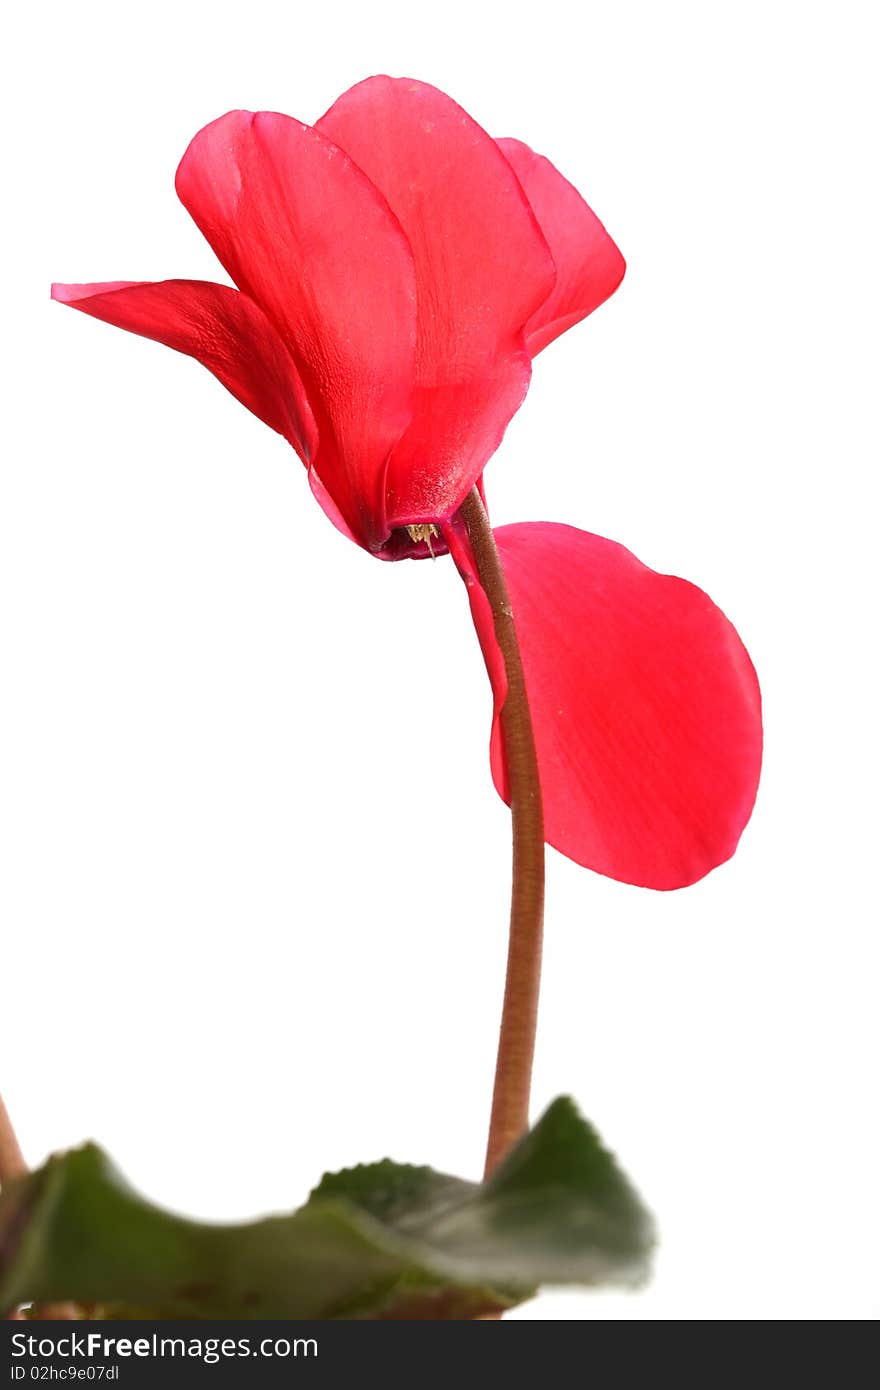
<box><xmin>175</xmin><ymin>110</ymin><xmax>417</xmax><ymax>550</ymax></box>
<box><xmin>307</xmin><ymin>467</ymin><xmax>358</xmax><ymax>546</ymax></box>
<box><xmin>51</xmin><ymin>279</ymin><xmax>316</xmax><ymax>459</ymax></box>
<box><xmin>317</xmin><ymin>78</ymin><xmax>556</xmax><ymax>531</ymax></box>
<box><xmin>497</xmin><ymin>139</ymin><xmax>626</xmax><ymax>357</ymax></box>
<box><xmin>450</xmin><ymin>521</ymin><xmax>762</xmax><ymax>890</ymax></box>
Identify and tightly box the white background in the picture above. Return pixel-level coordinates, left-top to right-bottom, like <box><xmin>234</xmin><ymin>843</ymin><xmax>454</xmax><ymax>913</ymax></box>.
<box><xmin>2</xmin><ymin>0</ymin><xmax>878</xmax><ymax>1320</ymax></box>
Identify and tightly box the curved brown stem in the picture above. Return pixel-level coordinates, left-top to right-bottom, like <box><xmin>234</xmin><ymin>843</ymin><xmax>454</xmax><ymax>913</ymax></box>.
<box><xmin>0</xmin><ymin>1091</ymin><xmax>26</xmax><ymax>1188</ymax></box>
<box><xmin>454</xmin><ymin>489</ymin><xmax>545</xmax><ymax>1177</ymax></box>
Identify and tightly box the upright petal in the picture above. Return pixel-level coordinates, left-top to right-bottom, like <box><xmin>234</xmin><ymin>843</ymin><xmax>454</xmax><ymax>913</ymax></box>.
<box><xmin>52</xmin><ymin>279</ymin><xmax>316</xmax><ymax>459</ymax></box>
<box><xmin>318</xmin><ymin>78</ymin><xmax>557</xmax><ymax>531</ymax></box>
<box><xmin>176</xmin><ymin>111</ymin><xmax>417</xmax><ymax>549</ymax></box>
<box><xmin>497</xmin><ymin>139</ymin><xmax>626</xmax><ymax>357</ymax></box>
<box><xmin>450</xmin><ymin>521</ymin><xmax>762</xmax><ymax>890</ymax></box>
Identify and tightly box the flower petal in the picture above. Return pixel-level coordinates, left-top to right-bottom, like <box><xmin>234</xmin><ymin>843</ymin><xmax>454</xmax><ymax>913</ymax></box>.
<box><xmin>175</xmin><ymin>111</ymin><xmax>417</xmax><ymax>549</ymax></box>
<box><xmin>317</xmin><ymin>78</ymin><xmax>557</xmax><ymax>530</ymax></box>
<box><xmin>497</xmin><ymin>139</ymin><xmax>626</xmax><ymax>356</ymax></box>
<box><xmin>451</xmin><ymin>521</ymin><xmax>762</xmax><ymax>890</ymax></box>
<box><xmin>51</xmin><ymin>279</ymin><xmax>316</xmax><ymax>459</ymax></box>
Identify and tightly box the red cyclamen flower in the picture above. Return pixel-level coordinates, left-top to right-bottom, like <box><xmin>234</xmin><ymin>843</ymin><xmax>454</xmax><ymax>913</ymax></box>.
<box><xmin>53</xmin><ymin>76</ymin><xmax>762</xmax><ymax>890</ymax></box>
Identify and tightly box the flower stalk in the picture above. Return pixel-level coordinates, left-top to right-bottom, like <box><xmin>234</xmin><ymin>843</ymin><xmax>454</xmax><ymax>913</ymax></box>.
<box><xmin>0</xmin><ymin>1091</ymin><xmax>79</xmax><ymax>1321</ymax></box>
<box><xmin>455</xmin><ymin>489</ymin><xmax>545</xmax><ymax>1176</ymax></box>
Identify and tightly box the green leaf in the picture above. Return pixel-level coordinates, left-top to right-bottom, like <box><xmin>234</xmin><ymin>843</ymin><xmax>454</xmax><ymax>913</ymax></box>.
<box><xmin>0</xmin><ymin>1098</ymin><xmax>654</xmax><ymax>1319</ymax></box>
